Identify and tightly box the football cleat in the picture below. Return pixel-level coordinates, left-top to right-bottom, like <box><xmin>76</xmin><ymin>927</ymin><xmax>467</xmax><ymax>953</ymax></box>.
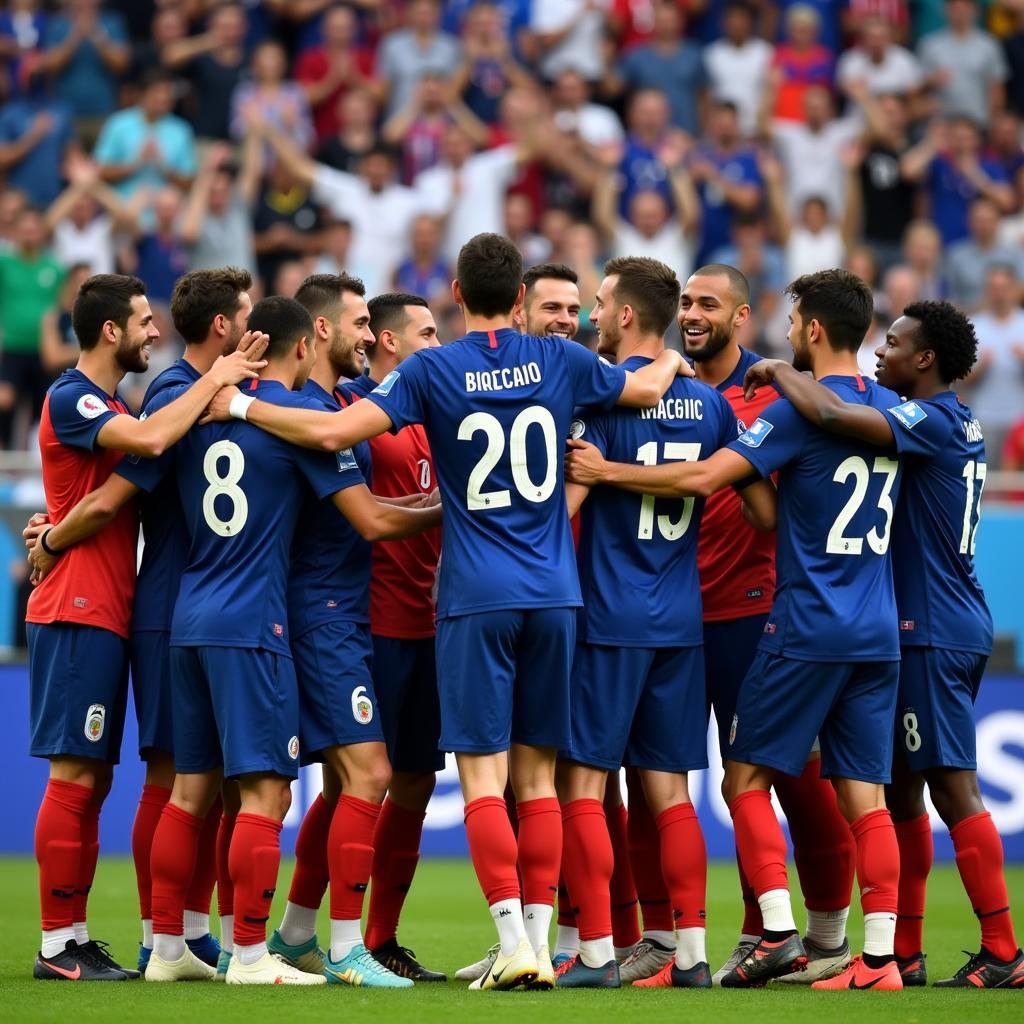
<box><xmin>633</xmin><ymin>959</ymin><xmax>712</xmax><ymax>988</ymax></box>
<box><xmin>896</xmin><ymin>951</ymin><xmax>927</xmax><ymax>986</ymax></box>
<box><xmin>325</xmin><ymin>943</ymin><xmax>414</xmax><ymax>988</ymax></box>
<box><xmin>267</xmin><ymin>929</ymin><xmax>326</xmax><ymax>975</ymax></box>
<box><xmin>226</xmin><ymin>951</ymin><xmax>327</xmax><ymax>985</ymax></box>
<box><xmin>618</xmin><ymin>937</ymin><xmax>676</xmax><ymax>983</ymax></box>
<box><xmin>712</xmin><ymin>938</ymin><xmax>757</xmax><ymax>986</ymax></box>
<box><xmin>455</xmin><ymin>943</ymin><xmax>498</xmax><ymax>981</ymax></box>
<box><xmin>526</xmin><ymin>944</ymin><xmax>554</xmax><ymax>990</ymax></box>
<box><xmin>469</xmin><ymin>938</ymin><xmax>538</xmax><ymax>991</ymax></box>
<box><xmin>370</xmin><ymin>938</ymin><xmax>447</xmax><ymax>982</ymax></box>
<box><xmin>79</xmin><ymin>940</ymin><xmax>140</xmax><ymax>979</ymax></box>
<box><xmin>144</xmin><ymin>947</ymin><xmax>216</xmax><ymax>982</ymax></box>
<box><xmin>137</xmin><ymin>944</ymin><xmax>151</xmax><ymax>974</ymax></box>
<box><xmin>615</xmin><ymin>942</ymin><xmax>639</xmax><ymax>963</ymax></box>
<box><xmin>720</xmin><ymin>933</ymin><xmax>807</xmax><ymax>988</ymax></box>
<box><xmin>811</xmin><ymin>955</ymin><xmax>902</xmax><ymax>990</ymax></box>
<box><xmin>773</xmin><ymin>937</ymin><xmax>850</xmax><ymax>984</ymax></box>
<box><xmin>933</xmin><ymin>947</ymin><xmax>1024</xmax><ymax>988</ymax></box>
<box><xmin>552</xmin><ymin>952</ymin><xmax>574</xmax><ymax>971</ymax></box>
<box><xmin>185</xmin><ymin>932</ymin><xmax>222</xmax><ymax>967</ymax></box>
<box><xmin>215</xmin><ymin>949</ymin><xmax>230</xmax><ymax>981</ymax></box>
<box><xmin>554</xmin><ymin>955</ymin><xmax>621</xmax><ymax>989</ymax></box>
<box><xmin>34</xmin><ymin>940</ymin><xmax>129</xmax><ymax>981</ymax></box>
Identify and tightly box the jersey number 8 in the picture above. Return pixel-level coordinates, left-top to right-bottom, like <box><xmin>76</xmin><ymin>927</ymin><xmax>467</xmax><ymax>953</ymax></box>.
<box><xmin>202</xmin><ymin>440</ymin><xmax>248</xmax><ymax>537</ymax></box>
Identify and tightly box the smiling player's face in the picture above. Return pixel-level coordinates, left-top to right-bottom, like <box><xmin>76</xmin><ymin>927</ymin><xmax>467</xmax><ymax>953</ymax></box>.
<box><xmin>524</xmin><ymin>279</ymin><xmax>581</xmax><ymax>340</ymax></box>
<box><xmin>114</xmin><ymin>295</ymin><xmax>159</xmax><ymax>374</ymax></box>
<box><xmin>874</xmin><ymin>315</ymin><xmax>922</xmax><ymax>393</ymax></box>
<box><xmin>331</xmin><ymin>292</ymin><xmax>374</xmax><ymax>379</ymax></box>
<box><xmin>678</xmin><ymin>274</ymin><xmax>739</xmax><ymax>362</ymax></box>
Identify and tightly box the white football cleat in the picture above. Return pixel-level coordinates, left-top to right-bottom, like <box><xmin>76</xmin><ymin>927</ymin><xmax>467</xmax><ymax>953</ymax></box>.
<box><xmin>455</xmin><ymin>943</ymin><xmax>498</xmax><ymax>981</ymax></box>
<box><xmin>226</xmin><ymin>951</ymin><xmax>328</xmax><ymax>985</ymax></box>
<box><xmin>468</xmin><ymin>938</ymin><xmax>538</xmax><ymax>991</ymax></box>
<box><xmin>144</xmin><ymin>947</ymin><xmax>216</xmax><ymax>982</ymax></box>
<box><xmin>712</xmin><ymin>938</ymin><xmax>757</xmax><ymax>986</ymax></box>
<box><xmin>772</xmin><ymin>937</ymin><xmax>851</xmax><ymax>983</ymax></box>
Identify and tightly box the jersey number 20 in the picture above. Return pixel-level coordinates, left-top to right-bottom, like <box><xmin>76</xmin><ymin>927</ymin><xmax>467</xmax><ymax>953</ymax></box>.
<box><xmin>202</xmin><ymin>440</ymin><xmax>248</xmax><ymax>536</ymax></box>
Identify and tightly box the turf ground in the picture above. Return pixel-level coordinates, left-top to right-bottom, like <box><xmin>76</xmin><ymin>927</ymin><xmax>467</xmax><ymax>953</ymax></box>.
<box><xmin>2</xmin><ymin>857</ymin><xmax>1021</xmax><ymax>1022</ymax></box>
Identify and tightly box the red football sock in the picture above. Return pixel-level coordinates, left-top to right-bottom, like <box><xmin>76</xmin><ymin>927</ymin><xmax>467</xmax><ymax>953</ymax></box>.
<box><xmin>72</xmin><ymin>792</ymin><xmax>101</xmax><ymax>926</ymax></box>
<box><xmin>775</xmin><ymin>760</ymin><xmax>855</xmax><ymax>912</ymax></box>
<box><xmin>328</xmin><ymin>795</ymin><xmax>380</xmax><ymax>923</ymax></box>
<box><xmin>185</xmin><ymin>794</ymin><xmax>221</xmax><ymax>916</ymax></box>
<box><xmin>561</xmin><ymin>799</ymin><xmax>613</xmax><ymax>940</ymax></box>
<box><xmin>607</xmin><ymin>800</ymin><xmax>641</xmax><ymax>948</ymax></box>
<box><xmin>132</xmin><ymin>784</ymin><xmax>170</xmax><ymax>923</ymax></box>
<box><xmin>556</xmin><ymin>874</ymin><xmax>575</xmax><ymax>928</ymax></box>
<box><xmin>464</xmin><ymin>796</ymin><xmax>521</xmax><ymax>906</ymax></box>
<box><xmin>736</xmin><ymin>849</ymin><xmax>763</xmax><ymax>934</ymax></box>
<box><xmin>151</xmin><ymin>802</ymin><xmax>204</xmax><ymax>935</ymax></box>
<box><xmin>287</xmin><ymin>793</ymin><xmax>333</xmax><ymax>911</ymax></box>
<box><xmin>230</xmin><ymin>813</ymin><xmax>282</xmax><ymax>947</ymax></box>
<box><xmin>517</xmin><ymin>797</ymin><xmax>562</xmax><ymax>907</ymax></box>
<box><xmin>850</xmin><ymin>809</ymin><xmax>900</xmax><ymax>916</ymax></box>
<box><xmin>730</xmin><ymin>789</ymin><xmax>789</xmax><ymax>897</ymax></box>
<box><xmin>365</xmin><ymin>798</ymin><xmax>425</xmax><ymax>949</ymax></box>
<box><xmin>657</xmin><ymin>803</ymin><xmax>707</xmax><ymax>930</ymax></box>
<box><xmin>35</xmin><ymin>779</ymin><xmax>90</xmax><ymax>932</ymax></box>
<box><xmin>893</xmin><ymin>814</ymin><xmax>932</xmax><ymax>958</ymax></box>
<box><xmin>216</xmin><ymin>812</ymin><xmax>235</xmax><ymax>919</ymax></box>
<box><xmin>950</xmin><ymin>811</ymin><xmax>1019</xmax><ymax>962</ymax></box>
<box><xmin>627</xmin><ymin>783</ymin><xmax>673</xmax><ymax>932</ymax></box>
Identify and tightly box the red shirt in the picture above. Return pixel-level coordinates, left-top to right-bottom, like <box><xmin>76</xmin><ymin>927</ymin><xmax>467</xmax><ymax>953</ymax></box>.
<box><xmin>696</xmin><ymin>349</ymin><xmax>777</xmax><ymax>622</ymax></box>
<box><xmin>294</xmin><ymin>45</ymin><xmax>375</xmax><ymax>141</ymax></box>
<box><xmin>26</xmin><ymin>371</ymin><xmax>138</xmax><ymax>638</ymax></box>
<box><xmin>341</xmin><ymin>376</ymin><xmax>442</xmax><ymax>638</ymax></box>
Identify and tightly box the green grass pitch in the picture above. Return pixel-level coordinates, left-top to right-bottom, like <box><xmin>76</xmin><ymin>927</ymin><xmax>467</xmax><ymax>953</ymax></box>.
<box><xmin>1</xmin><ymin>857</ymin><xmax>1021</xmax><ymax>1022</ymax></box>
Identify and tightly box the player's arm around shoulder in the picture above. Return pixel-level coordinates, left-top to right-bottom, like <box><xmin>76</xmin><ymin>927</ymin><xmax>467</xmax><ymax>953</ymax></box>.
<box><xmin>330</xmin><ymin>483</ymin><xmax>442</xmax><ymax>541</ymax></box>
<box><xmin>617</xmin><ymin>348</ymin><xmax>695</xmax><ymax>407</ymax></box>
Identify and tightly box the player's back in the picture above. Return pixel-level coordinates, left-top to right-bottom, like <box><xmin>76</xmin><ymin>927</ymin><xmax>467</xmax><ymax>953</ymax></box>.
<box><xmin>576</xmin><ymin>358</ymin><xmax>737</xmax><ymax>646</ymax></box>
<box><xmin>364</xmin><ymin>328</ymin><xmax>627</xmax><ymax>619</ymax></box>
<box><xmin>731</xmin><ymin>375</ymin><xmax>904</xmax><ymax>662</ymax></box>
<box><xmin>885</xmin><ymin>392</ymin><xmax>993</xmax><ymax>654</ymax></box>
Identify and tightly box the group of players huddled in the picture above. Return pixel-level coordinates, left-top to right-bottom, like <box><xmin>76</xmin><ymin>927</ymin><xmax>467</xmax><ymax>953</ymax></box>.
<box><xmin>23</xmin><ymin>231</ymin><xmax>1022</xmax><ymax>991</ymax></box>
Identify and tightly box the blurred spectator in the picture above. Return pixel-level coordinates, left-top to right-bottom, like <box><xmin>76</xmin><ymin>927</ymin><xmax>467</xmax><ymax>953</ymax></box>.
<box><xmin>163</xmin><ymin>1</ymin><xmax>249</xmax><ymax>142</ymax></box>
<box><xmin>918</xmin><ymin>0</ymin><xmax>1008</xmax><ymax>127</ymax></box>
<box><xmin>37</xmin><ymin>0</ymin><xmax>130</xmax><ymax>134</ymax></box>
<box><xmin>704</xmin><ymin>2</ymin><xmax>774</xmax><ymax>138</ymax></box>
<box><xmin>965</xmin><ymin>263</ymin><xmax>1024</xmax><ymax>430</ymax></box>
<box><xmin>0</xmin><ymin>0</ymin><xmax>48</xmax><ymax>99</ymax></box>
<box><xmin>128</xmin><ymin>5</ymin><xmax>187</xmax><ymax>95</ymax></box>
<box><xmin>0</xmin><ymin>90</ymin><xmax>75</xmax><ymax>207</ymax></box>
<box><xmin>901</xmin><ymin>219</ymin><xmax>947</xmax><ymax>299</ymax></box>
<box><xmin>315</xmin><ymin>87</ymin><xmax>380</xmax><ymax>172</ymax></box>
<box><xmin>39</xmin><ymin>260</ymin><xmax>91</xmax><ymax>374</ymax></box>
<box><xmin>505</xmin><ymin>193</ymin><xmax>550</xmax><ymax>265</ymax></box>
<box><xmin>0</xmin><ymin>186</ymin><xmax>27</xmax><ymax>250</ymax></box>
<box><xmin>295</xmin><ymin>3</ymin><xmax>375</xmax><ymax>142</ymax></box>
<box><xmin>987</xmin><ymin>106</ymin><xmax>1024</xmax><ymax>207</ymax></box>
<box><xmin>1005</xmin><ymin>6</ymin><xmax>1024</xmax><ymax>116</ymax></box>
<box><xmin>537</xmin><ymin>206</ymin><xmax>575</xmax><ymax>264</ymax></box>
<box><xmin>1000</xmin><ymin>413</ymin><xmax>1024</xmax><ymax>497</ymax></box>
<box><xmin>846</xmin><ymin>243</ymin><xmax>880</xmax><ymax>291</ymax></box>
<box><xmin>777</xmin><ymin>0</ymin><xmax>843</xmax><ymax>54</ymax></box>
<box><xmin>945</xmin><ymin>196</ymin><xmax>1024</xmax><ymax>309</ymax></box>
<box><xmin>845</xmin><ymin>0</ymin><xmax>910</xmax><ymax>41</ymax></box>
<box><xmin>94</xmin><ymin>68</ymin><xmax>197</xmax><ymax>212</ymax></box>
<box><xmin>312</xmin><ymin>216</ymin><xmax>376</xmax><ymax>285</ymax></box>
<box><xmin>532</xmin><ymin>0</ymin><xmax>608</xmax><ymax>84</ymax></box>
<box><xmin>837</xmin><ymin>15</ymin><xmax>923</xmax><ymax>102</ymax></box>
<box><xmin>126</xmin><ymin>186</ymin><xmax>188</xmax><ymax>306</ymax></box>
<box><xmin>563</xmin><ymin>220</ymin><xmax>602</xmax><ymax>335</ymax></box>
<box><xmin>272</xmin><ymin>258</ymin><xmax>309</xmax><ymax>298</ymax></box>
<box><xmin>611</xmin><ymin>2</ymin><xmax>707</xmax><ymax>136</ymax></box>
<box><xmin>770</xmin><ymin>4</ymin><xmax>834</xmax><ymax>122</ymax></box>
<box><xmin>549</xmin><ymin>69</ymin><xmax>624</xmax><ymax>161</ymax></box>
<box><xmin>0</xmin><ymin>204</ymin><xmax>64</xmax><ymax>447</ymax></box>
<box><xmin>617</xmin><ymin>89</ymin><xmax>678</xmax><ymax>215</ymax></box>
<box><xmin>393</xmin><ymin>212</ymin><xmax>457</xmax><ymax>318</ymax></box>
<box><xmin>377</xmin><ymin>0</ymin><xmax>462</xmax><ymax>116</ymax></box>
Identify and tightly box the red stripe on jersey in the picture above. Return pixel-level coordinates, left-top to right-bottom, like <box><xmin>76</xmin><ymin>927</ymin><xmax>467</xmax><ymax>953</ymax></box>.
<box><xmin>488</xmin><ymin>330</ymin><xmax>498</xmax><ymax>349</ymax></box>
<box><xmin>248</xmin><ymin>377</ymin><xmax>259</xmax><ymax>391</ymax></box>
<box><xmin>856</xmin><ymin>375</ymin><xmax>866</xmax><ymax>392</ymax></box>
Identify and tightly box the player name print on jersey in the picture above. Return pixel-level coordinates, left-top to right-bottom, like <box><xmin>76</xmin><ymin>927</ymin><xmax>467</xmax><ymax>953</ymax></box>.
<box><xmin>464</xmin><ymin>362</ymin><xmax>543</xmax><ymax>393</ymax></box>
<box><xmin>638</xmin><ymin>397</ymin><xmax>705</xmax><ymax>421</ymax></box>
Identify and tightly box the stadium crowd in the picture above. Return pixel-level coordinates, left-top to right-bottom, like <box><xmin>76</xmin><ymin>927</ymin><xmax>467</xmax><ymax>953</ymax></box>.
<box><xmin>1</xmin><ymin>0</ymin><xmax>1024</xmax><ymax>461</ymax></box>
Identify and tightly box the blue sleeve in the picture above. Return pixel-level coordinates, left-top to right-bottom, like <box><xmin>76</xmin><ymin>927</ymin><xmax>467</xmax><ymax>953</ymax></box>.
<box><xmin>726</xmin><ymin>397</ymin><xmax>806</xmax><ymax>478</ymax></box>
<box><xmin>574</xmin><ymin>409</ymin><xmax>610</xmax><ymax>458</ymax></box>
<box><xmin>48</xmin><ymin>380</ymin><xmax>122</xmax><ymax>451</ymax></box>
<box><xmin>362</xmin><ymin>353</ymin><xmax>428</xmax><ymax>432</ymax></box>
<box><xmin>563</xmin><ymin>342</ymin><xmax>627</xmax><ymax>411</ymax></box>
<box><xmin>113</xmin><ymin>384</ymin><xmax>186</xmax><ymax>492</ymax></box>
<box><xmin>295</xmin><ymin>444</ymin><xmax>366</xmax><ymax>500</ymax></box>
<box><xmin>881</xmin><ymin>399</ymin><xmax>949</xmax><ymax>457</ymax></box>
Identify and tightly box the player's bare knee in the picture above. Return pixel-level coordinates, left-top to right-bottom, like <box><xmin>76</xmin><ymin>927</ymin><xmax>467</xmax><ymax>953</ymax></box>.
<box><xmin>884</xmin><ymin>780</ymin><xmax>927</xmax><ymax>822</ymax></box>
<box><xmin>834</xmin><ymin>778</ymin><xmax>886</xmax><ymax>823</ymax></box>
<box><xmin>720</xmin><ymin>760</ymin><xmax>770</xmax><ymax>806</ymax></box>
<box><xmin>389</xmin><ymin>771</ymin><xmax>435</xmax><ymax>811</ymax></box>
<box><xmin>925</xmin><ymin>768</ymin><xmax>984</xmax><ymax>827</ymax></box>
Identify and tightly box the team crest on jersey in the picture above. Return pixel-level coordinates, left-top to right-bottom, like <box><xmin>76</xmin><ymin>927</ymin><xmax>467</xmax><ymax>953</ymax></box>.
<box><xmin>737</xmin><ymin>417</ymin><xmax>773</xmax><ymax>448</ymax></box>
<box><xmin>900</xmin><ymin>620</ymin><xmax>916</xmax><ymax>632</ymax></box>
<box><xmin>288</xmin><ymin>735</ymin><xmax>299</xmax><ymax>760</ymax></box>
<box><xmin>336</xmin><ymin>448</ymin><xmax>357</xmax><ymax>472</ymax></box>
<box><xmin>889</xmin><ymin>401</ymin><xmax>927</xmax><ymax>429</ymax></box>
<box><xmin>351</xmin><ymin>685</ymin><xmax>374</xmax><ymax>725</ymax></box>
<box><xmin>763</xmin><ymin>621</ymin><xmax>777</xmax><ymax>635</ymax></box>
<box><xmin>373</xmin><ymin>370</ymin><xmax>400</xmax><ymax>397</ymax></box>
<box><xmin>76</xmin><ymin>394</ymin><xmax>107</xmax><ymax>420</ymax></box>
<box><xmin>569</xmin><ymin>418</ymin><xmax>586</xmax><ymax>440</ymax></box>
<box><xmin>729</xmin><ymin>714</ymin><xmax>738</xmax><ymax>746</ymax></box>
<box><xmin>84</xmin><ymin>704</ymin><xmax>105</xmax><ymax>743</ymax></box>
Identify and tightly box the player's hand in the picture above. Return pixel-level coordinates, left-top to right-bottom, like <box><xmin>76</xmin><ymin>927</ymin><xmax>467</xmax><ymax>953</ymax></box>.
<box><xmin>743</xmin><ymin>359</ymin><xmax>787</xmax><ymax>401</ymax></box>
<box><xmin>23</xmin><ymin>512</ymin><xmax>49</xmax><ymax>549</ymax></box>
<box><xmin>208</xmin><ymin>331</ymin><xmax>269</xmax><ymax>387</ymax></box>
<box><xmin>425</xmin><ymin>487</ymin><xmax>441</xmax><ymax>508</ymax></box>
<box><xmin>565</xmin><ymin>438</ymin><xmax>609</xmax><ymax>486</ymax></box>
<box><xmin>674</xmin><ymin>350</ymin><xmax>696</xmax><ymax>378</ymax></box>
<box><xmin>28</xmin><ymin>537</ymin><xmax>57</xmax><ymax>585</ymax></box>
<box><xmin>200</xmin><ymin>385</ymin><xmax>241</xmax><ymax>424</ymax></box>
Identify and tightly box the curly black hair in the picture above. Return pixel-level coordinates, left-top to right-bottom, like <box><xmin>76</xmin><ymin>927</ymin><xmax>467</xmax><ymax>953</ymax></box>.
<box><xmin>902</xmin><ymin>300</ymin><xmax>978</xmax><ymax>384</ymax></box>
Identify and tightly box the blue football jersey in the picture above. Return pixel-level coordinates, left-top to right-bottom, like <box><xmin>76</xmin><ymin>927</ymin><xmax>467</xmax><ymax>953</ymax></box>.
<box><xmin>882</xmin><ymin>392</ymin><xmax>993</xmax><ymax>654</ymax></box>
<box><xmin>727</xmin><ymin>375</ymin><xmax>904</xmax><ymax>662</ymax></box>
<box><xmin>363</xmin><ymin>329</ymin><xmax>628</xmax><ymax>619</ymax></box>
<box><xmin>575</xmin><ymin>357</ymin><xmax>739</xmax><ymax>647</ymax></box>
<box><xmin>287</xmin><ymin>379</ymin><xmax>372</xmax><ymax>638</ymax></box>
<box><xmin>116</xmin><ymin>358</ymin><xmax>199</xmax><ymax>632</ymax></box>
<box><xmin>170</xmin><ymin>379</ymin><xmax>357</xmax><ymax>654</ymax></box>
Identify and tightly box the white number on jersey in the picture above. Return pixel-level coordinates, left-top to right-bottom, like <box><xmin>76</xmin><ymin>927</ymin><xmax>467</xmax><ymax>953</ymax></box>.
<box><xmin>417</xmin><ymin>457</ymin><xmax>431</xmax><ymax>490</ymax></box>
<box><xmin>635</xmin><ymin>441</ymin><xmax>701</xmax><ymax>541</ymax></box>
<box><xmin>959</xmin><ymin>460</ymin><xmax>987</xmax><ymax>556</ymax></box>
<box><xmin>826</xmin><ymin>455</ymin><xmax>898</xmax><ymax>556</ymax></box>
<box><xmin>458</xmin><ymin>406</ymin><xmax>557</xmax><ymax>511</ymax></box>
<box><xmin>202</xmin><ymin>440</ymin><xmax>248</xmax><ymax>537</ymax></box>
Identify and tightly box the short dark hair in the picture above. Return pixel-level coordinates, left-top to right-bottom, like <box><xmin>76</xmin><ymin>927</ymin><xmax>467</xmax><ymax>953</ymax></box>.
<box><xmin>246</xmin><ymin>295</ymin><xmax>313</xmax><ymax>359</ymax></box>
<box><xmin>785</xmin><ymin>268</ymin><xmax>874</xmax><ymax>353</ymax></box>
<box><xmin>902</xmin><ymin>300</ymin><xmax>978</xmax><ymax>383</ymax></box>
<box><xmin>294</xmin><ymin>273</ymin><xmax>366</xmax><ymax>321</ymax></box>
<box><xmin>367</xmin><ymin>292</ymin><xmax>428</xmax><ymax>343</ymax></box>
<box><xmin>72</xmin><ymin>274</ymin><xmax>147</xmax><ymax>350</ymax></box>
<box><xmin>457</xmin><ymin>233</ymin><xmax>522</xmax><ymax>317</ymax></box>
<box><xmin>523</xmin><ymin>262</ymin><xmax>578</xmax><ymax>303</ymax></box>
<box><xmin>170</xmin><ymin>267</ymin><xmax>252</xmax><ymax>344</ymax></box>
<box><xmin>604</xmin><ymin>255</ymin><xmax>681</xmax><ymax>336</ymax></box>
<box><xmin>691</xmin><ymin>263</ymin><xmax>750</xmax><ymax>306</ymax></box>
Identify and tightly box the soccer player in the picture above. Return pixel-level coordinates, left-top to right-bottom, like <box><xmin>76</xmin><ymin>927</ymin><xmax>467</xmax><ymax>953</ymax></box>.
<box><xmin>202</xmin><ymin>232</ymin><xmax>690</xmax><ymax>990</ymax></box>
<box><xmin>28</xmin><ymin>273</ymin><xmax>265</xmax><ymax>982</ymax></box>
<box><xmin>742</xmin><ymin>300</ymin><xmax>1024</xmax><ymax>988</ymax></box>
<box><xmin>555</xmin><ymin>257</ymin><xmax>776</xmax><ymax>990</ymax></box>
<box><xmin>145</xmin><ymin>296</ymin><xmax>440</xmax><ymax>986</ymax></box>
<box><xmin>567</xmin><ymin>269</ymin><xmax>908</xmax><ymax>991</ymax></box>
<box><xmin>679</xmin><ymin>265</ymin><xmax>856</xmax><ymax>986</ymax></box>
<box><xmin>515</xmin><ymin>263</ymin><xmax>583</xmax><ymax>340</ymax></box>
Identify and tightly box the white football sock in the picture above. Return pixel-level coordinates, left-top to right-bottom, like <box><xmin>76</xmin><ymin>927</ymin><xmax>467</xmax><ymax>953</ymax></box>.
<box><xmin>643</xmin><ymin>929</ymin><xmax>676</xmax><ymax>949</ymax></box>
<box><xmin>863</xmin><ymin>912</ymin><xmax>897</xmax><ymax>958</ymax></box>
<box><xmin>41</xmin><ymin>926</ymin><xmax>76</xmax><ymax>959</ymax></box>
<box><xmin>554</xmin><ymin>924</ymin><xmax>579</xmax><ymax>958</ymax></box>
<box><xmin>805</xmin><ymin>907</ymin><xmax>849</xmax><ymax>949</ymax></box>
<box><xmin>141</xmin><ymin>918</ymin><xmax>153</xmax><ymax>949</ymax></box>
<box><xmin>234</xmin><ymin>941</ymin><xmax>267</xmax><ymax>966</ymax></box>
<box><xmin>73</xmin><ymin>921</ymin><xmax>89</xmax><ymax>945</ymax></box>
<box><xmin>578</xmin><ymin>936</ymin><xmax>615</xmax><ymax>968</ymax></box>
<box><xmin>674</xmin><ymin>927</ymin><xmax>706</xmax><ymax>970</ymax></box>
<box><xmin>523</xmin><ymin>903</ymin><xmax>552</xmax><ymax>953</ymax></box>
<box><xmin>220</xmin><ymin>914</ymin><xmax>234</xmax><ymax>953</ymax></box>
<box><xmin>489</xmin><ymin>898</ymin><xmax>526</xmax><ymax>956</ymax></box>
<box><xmin>153</xmin><ymin>933</ymin><xmax>186</xmax><ymax>962</ymax></box>
<box><xmin>278</xmin><ymin>902</ymin><xmax>318</xmax><ymax>947</ymax></box>
<box><xmin>329</xmin><ymin>919</ymin><xmax>363</xmax><ymax>962</ymax></box>
<box><xmin>758</xmin><ymin>889</ymin><xmax>796</xmax><ymax>933</ymax></box>
<box><xmin>183</xmin><ymin>910</ymin><xmax>210</xmax><ymax>941</ymax></box>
